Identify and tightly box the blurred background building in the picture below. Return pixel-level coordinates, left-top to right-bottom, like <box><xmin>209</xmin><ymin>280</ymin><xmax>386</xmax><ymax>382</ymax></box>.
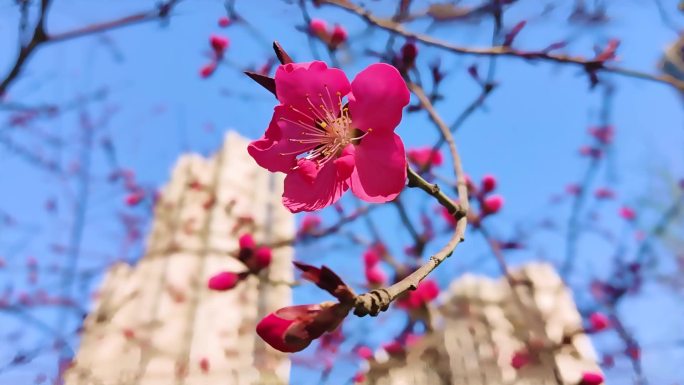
<box><xmin>65</xmin><ymin>133</ymin><xmax>294</xmax><ymax>385</ymax></box>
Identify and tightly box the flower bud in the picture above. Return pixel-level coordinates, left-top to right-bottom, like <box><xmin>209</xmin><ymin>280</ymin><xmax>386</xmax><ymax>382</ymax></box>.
<box><xmin>481</xmin><ymin>174</ymin><xmax>497</xmax><ymax>193</ymax></box>
<box><xmin>401</xmin><ymin>40</ymin><xmax>418</xmax><ymax>68</ymax></box>
<box><xmin>309</xmin><ymin>18</ymin><xmax>328</xmax><ymax>37</ymax></box>
<box><xmin>207</xmin><ymin>271</ymin><xmax>241</xmax><ymax>291</ymax></box>
<box><xmin>254</xmin><ymin>247</ymin><xmax>272</xmax><ymax>270</ymax></box>
<box><xmin>329</xmin><ymin>25</ymin><xmax>347</xmax><ymax>49</ymax></box>
<box><xmin>482</xmin><ymin>194</ymin><xmax>504</xmax><ymax>215</ymax></box>
<box><xmin>580</xmin><ymin>372</ymin><xmax>604</xmax><ymax>385</ymax></box>
<box><xmin>199</xmin><ymin>62</ymin><xmax>216</xmax><ymax>78</ymax></box>
<box><xmin>238</xmin><ymin>233</ymin><xmax>256</xmax><ymax>250</ymax></box>
<box><xmin>210</xmin><ymin>34</ymin><xmax>230</xmax><ymax>53</ymax></box>
<box><xmin>588</xmin><ymin>312</ymin><xmax>610</xmax><ymax>332</ymax></box>
<box><xmin>218</xmin><ymin>16</ymin><xmax>231</xmax><ymax>28</ymax></box>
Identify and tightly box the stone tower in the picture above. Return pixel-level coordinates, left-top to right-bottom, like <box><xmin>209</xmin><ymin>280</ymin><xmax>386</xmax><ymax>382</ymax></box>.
<box><xmin>65</xmin><ymin>132</ymin><xmax>294</xmax><ymax>385</ymax></box>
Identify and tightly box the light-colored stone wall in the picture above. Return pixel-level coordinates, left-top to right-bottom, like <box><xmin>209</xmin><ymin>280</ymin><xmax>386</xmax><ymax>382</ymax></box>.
<box><xmin>365</xmin><ymin>263</ymin><xmax>602</xmax><ymax>385</ymax></box>
<box><xmin>65</xmin><ymin>132</ymin><xmax>294</xmax><ymax>385</ymax></box>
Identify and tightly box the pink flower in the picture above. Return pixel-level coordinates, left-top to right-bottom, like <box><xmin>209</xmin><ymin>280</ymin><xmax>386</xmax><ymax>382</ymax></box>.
<box><xmin>619</xmin><ymin>205</ymin><xmax>636</xmax><ymax>221</ymax></box>
<box><xmin>580</xmin><ymin>372</ymin><xmax>604</xmax><ymax>385</ymax></box>
<box><xmin>588</xmin><ymin>312</ymin><xmax>610</xmax><ymax>332</ymax></box>
<box><xmin>248</xmin><ymin>61</ymin><xmax>410</xmax><ymax>212</ymax></box>
<box><xmin>480</xmin><ymin>174</ymin><xmax>497</xmax><ymax>193</ymax></box>
<box><xmin>207</xmin><ymin>272</ymin><xmax>241</xmax><ymax>291</ymax></box>
<box><xmin>407</xmin><ymin>147</ymin><xmax>442</xmax><ymax>170</ymax></box>
<box><xmin>482</xmin><ymin>194</ymin><xmax>504</xmax><ymax>215</ymax></box>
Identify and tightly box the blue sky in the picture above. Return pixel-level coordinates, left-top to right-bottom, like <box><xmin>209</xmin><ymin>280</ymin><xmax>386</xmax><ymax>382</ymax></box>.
<box><xmin>1</xmin><ymin>0</ymin><xmax>683</xmax><ymax>384</ymax></box>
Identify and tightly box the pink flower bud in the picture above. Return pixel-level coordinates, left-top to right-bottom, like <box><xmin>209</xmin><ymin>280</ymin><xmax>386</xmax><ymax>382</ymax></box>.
<box><xmin>239</xmin><ymin>233</ymin><xmax>256</xmax><ymax>250</ymax></box>
<box><xmin>210</xmin><ymin>34</ymin><xmax>230</xmax><ymax>53</ymax></box>
<box><xmin>481</xmin><ymin>174</ymin><xmax>497</xmax><ymax>193</ymax></box>
<box><xmin>363</xmin><ymin>248</ymin><xmax>381</xmax><ymax>268</ymax></box>
<box><xmin>257</xmin><ymin>312</ymin><xmax>300</xmax><ymax>352</ymax></box>
<box><xmin>619</xmin><ymin>206</ymin><xmax>636</xmax><ymax>221</ymax></box>
<box><xmin>594</xmin><ymin>187</ymin><xmax>615</xmax><ymax>200</ymax></box>
<box><xmin>566</xmin><ymin>184</ymin><xmax>582</xmax><ymax>196</ymax></box>
<box><xmin>353</xmin><ymin>372</ymin><xmax>366</xmax><ymax>383</ymax></box>
<box><xmin>199</xmin><ymin>357</ymin><xmax>210</xmax><ymax>373</ymax></box>
<box><xmin>382</xmin><ymin>341</ymin><xmax>404</xmax><ymax>355</ymax></box>
<box><xmin>401</xmin><ymin>40</ymin><xmax>418</xmax><ymax>68</ymax></box>
<box><xmin>588</xmin><ymin>312</ymin><xmax>610</xmax><ymax>332</ymax></box>
<box><xmin>125</xmin><ymin>191</ymin><xmax>145</xmax><ymax>206</ymax></box>
<box><xmin>330</xmin><ymin>24</ymin><xmax>347</xmax><ymax>48</ymax></box>
<box><xmin>439</xmin><ymin>206</ymin><xmax>457</xmax><ymax>228</ymax></box>
<box><xmin>254</xmin><ymin>247</ymin><xmax>272</xmax><ymax>270</ymax></box>
<box><xmin>511</xmin><ymin>350</ymin><xmax>530</xmax><ymax>369</ymax></box>
<box><xmin>256</xmin><ymin>303</ymin><xmax>347</xmax><ymax>353</ymax></box>
<box><xmin>207</xmin><ymin>272</ymin><xmax>241</xmax><ymax>291</ymax></box>
<box><xmin>356</xmin><ymin>346</ymin><xmax>373</xmax><ymax>360</ymax></box>
<box><xmin>365</xmin><ymin>265</ymin><xmax>387</xmax><ymax>286</ymax></box>
<box><xmin>218</xmin><ymin>16</ymin><xmax>231</xmax><ymax>28</ymax></box>
<box><xmin>298</xmin><ymin>214</ymin><xmax>322</xmax><ymax>236</ymax></box>
<box><xmin>309</xmin><ymin>18</ymin><xmax>328</xmax><ymax>36</ymax></box>
<box><xmin>482</xmin><ymin>194</ymin><xmax>504</xmax><ymax>215</ymax></box>
<box><xmin>580</xmin><ymin>372</ymin><xmax>604</xmax><ymax>385</ymax></box>
<box><xmin>588</xmin><ymin>125</ymin><xmax>614</xmax><ymax>144</ymax></box>
<box><xmin>199</xmin><ymin>62</ymin><xmax>216</xmax><ymax>78</ymax></box>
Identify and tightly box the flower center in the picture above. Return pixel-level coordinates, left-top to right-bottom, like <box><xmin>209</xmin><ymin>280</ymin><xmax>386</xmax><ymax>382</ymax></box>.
<box><xmin>279</xmin><ymin>87</ymin><xmax>370</xmax><ymax>167</ymax></box>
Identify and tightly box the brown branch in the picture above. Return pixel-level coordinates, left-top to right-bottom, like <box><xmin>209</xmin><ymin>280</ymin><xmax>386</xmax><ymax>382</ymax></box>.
<box><xmin>353</xmin><ymin>82</ymin><xmax>469</xmax><ymax>317</ymax></box>
<box><xmin>318</xmin><ymin>0</ymin><xmax>684</xmax><ymax>92</ymax></box>
<box><xmin>0</xmin><ymin>0</ymin><xmax>181</xmax><ymax>96</ymax></box>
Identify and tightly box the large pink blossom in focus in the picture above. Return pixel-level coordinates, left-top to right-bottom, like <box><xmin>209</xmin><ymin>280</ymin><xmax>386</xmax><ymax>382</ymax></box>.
<box><xmin>248</xmin><ymin>61</ymin><xmax>410</xmax><ymax>212</ymax></box>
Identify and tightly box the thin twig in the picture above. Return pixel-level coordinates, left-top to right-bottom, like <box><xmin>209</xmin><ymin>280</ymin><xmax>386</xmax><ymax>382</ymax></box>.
<box><xmin>319</xmin><ymin>0</ymin><xmax>684</xmax><ymax>92</ymax></box>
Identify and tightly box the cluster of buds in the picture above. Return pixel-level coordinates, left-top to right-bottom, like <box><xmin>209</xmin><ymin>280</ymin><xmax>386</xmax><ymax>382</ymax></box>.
<box><xmin>257</xmin><ymin>263</ymin><xmax>356</xmax><ymax>352</ymax></box>
<box><xmin>448</xmin><ymin>174</ymin><xmax>503</xmax><ymax>228</ymax></box>
<box><xmin>308</xmin><ymin>19</ymin><xmax>347</xmax><ymax>50</ymax></box>
<box><xmin>206</xmin><ymin>234</ymin><xmax>272</xmax><ymax>291</ymax></box>
<box><xmin>200</xmin><ymin>34</ymin><xmax>231</xmax><ymax>78</ymax></box>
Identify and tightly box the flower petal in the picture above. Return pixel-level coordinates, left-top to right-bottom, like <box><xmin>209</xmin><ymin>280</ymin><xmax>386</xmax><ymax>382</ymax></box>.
<box><xmin>283</xmin><ymin>159</ymin><xmax>349</xmax><ymax>213</ymax></box>
<box><xmin>249</xmin><ymin>104</ymin><xmax>331</xmax><ymax>173</ymax></box>
<box><xmin>275</xmin><ymin>61</ymin><xmax>351</xmax><ymax>119</ymax></box>
<box><xmin>348</xmin><ymin>63</ymin><xmax>410</xmax><ymax>133</ymax></box>
<box><xmin>351</xmin><ymin>132</ymin><xmax>406</xmax><ymax>203</ymax></box>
